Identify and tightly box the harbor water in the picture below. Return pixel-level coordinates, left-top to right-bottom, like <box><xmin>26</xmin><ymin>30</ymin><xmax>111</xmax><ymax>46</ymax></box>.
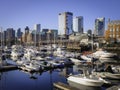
<box><xmin>0</xmin><ymin>64</ymin><xmax>120</xmax><ymax>90</ymax></box>
<box><xmin>0</xmin><ymin>48</ymin><xmax>120</xmax><ymax>90</ymax></box>
<box><xmin>0</xmin><ymin>69</ymin><xmax>68</xmax><ymax>90</ymax></box>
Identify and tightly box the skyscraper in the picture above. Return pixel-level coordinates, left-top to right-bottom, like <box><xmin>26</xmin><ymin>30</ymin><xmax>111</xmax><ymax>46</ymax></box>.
<box><xmin>33</xmin><ymin>24</ymin><xmax>41</xmax><ymax>46</ymax></box>
<box><xmin>73</xmin><ymin>16</ymin><xmax>83</xmax><ymax>33</ymax></box>
<box><xmin>6</xmin><ymin>28</ymin><xmax>15</xmax><ymax>46</ymax></box>
<box><xmin>22</xmin><ymin>26</ymin><xmax>30</xmax><ymax>43</ymax></box>
<box><xmin>58</xmin><ymin>12</ymin><xmax>73</xmax><ymax>35</ymax></box>
<box><xmin>34</xmin><ymin>24</ymin><xmax>41</xmax><ymax>33</ymax></box>
<box><xmin>87</xmin><ymin>29</ymin><xmax>92</xmax><ymax>35</ymax></box>
<box><xmin>6</xmin><ymin>28</ymin><xmax>15</xmax><ymax>40</ymax></box>
<box><xmin>17</xmin><ymin>28</ymin><xmax>22</xmax><ymax>39</ymax></box>
<box><xmin>25</xmin><ymin>26</ymin><xmax>29</xmax><ymax>34</ymax></box>
<box><xmin>94</xmin><ymin>17</ymin><xmax>105</xmax><ymax>36</ymax></box>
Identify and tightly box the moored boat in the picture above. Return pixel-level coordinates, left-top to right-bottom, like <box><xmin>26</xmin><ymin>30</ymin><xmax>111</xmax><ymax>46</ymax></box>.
<box><xmin>67</xmin><ymin>74</ymin><xmax>106</xmax><ymax>87</ymax></box>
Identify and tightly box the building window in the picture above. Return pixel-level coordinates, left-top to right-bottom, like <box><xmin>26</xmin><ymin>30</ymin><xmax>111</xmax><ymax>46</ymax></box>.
<box><xmin>117</xmin><ymin>35</ymin><xmax>119</xmax><ymax>37</ymax></box>
<box><xmin>117</xmin><ymin>27</ymin><xmax>119</xmax><ymax>32</ymax></box>
<box><xmin>110</xmin><ymin>28</ymin><xmax>113</xmax><ymax>31</ymax></box>
<box><xmin>110</xmin><ymin>35</ymin><xmax>112</xmax><ymax>38</ymax></box>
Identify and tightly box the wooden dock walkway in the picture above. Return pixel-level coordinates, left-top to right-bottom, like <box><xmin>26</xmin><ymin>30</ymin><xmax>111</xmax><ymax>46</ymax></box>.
<box><xmin>53</xmin><ymin>82</ymin><xmax>80</xmax><ymax>90</ymax></box>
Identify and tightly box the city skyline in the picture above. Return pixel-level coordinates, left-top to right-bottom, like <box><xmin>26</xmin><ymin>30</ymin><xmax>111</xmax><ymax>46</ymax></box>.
<box><xmin>0</xmin><ymin>0</ymin><xmax>120</xmax><ymax>32</ymax></box>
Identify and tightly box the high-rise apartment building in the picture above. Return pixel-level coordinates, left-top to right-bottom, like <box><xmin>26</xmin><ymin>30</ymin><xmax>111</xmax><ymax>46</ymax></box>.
<box><xmin>17</xmin><ymin>28</ymin><xmax>22</xmax><ymax>39</ymax></box>
<box><xmin>48</xmin><ymin>29</ymin><xmax>58</xmax><ymax>40</ymax></box>
<box><xmin>73</xmin><ymin>16</ymin><xmax>83</xmax><ymax>33</ymax></box>
<box><xmin>94</xmin><ymin>17</ymin><xmax>105</xmax><ymax>36</ymax></box>
<box><xmin>22</xmin><ymin>26</ymin><xmax>30</xmax><ymax>44</ymax></box>
<box><xmin>87</xmin><ymin>29</ymin><xmax>92</xmax><ymax>35</ymax></box>
<box><xmin>33</xmin><ymin>24</ymin><xmax>41</xmax><ymax>46</ymax></box>
<box><xmin>25</xmin><ymin>26</ymin><xmax>29</xmax><ymax>34</ymax></box>
<box><xmin>6</xmin><ymin>28</ymin><xmax>15</xmax><ymax>46</ymax></box>
<box><xmin>34</xmin><ymin>24</ymin><xmax>41</xmax><ymax>33</ymax></box>
<box><xmin>6</xmin><ymin>28</ymin><xmax>15</xmax><ymax>40</ymax></box>
<box><xmin>58</xmin><ymin>12</ymin><xmax>73</xmax><ymax>35</ymax></box>
<box><xmin>105</xmin><ymin>20</ymin><xmax>120</xmax><ymax>42</ymax></box>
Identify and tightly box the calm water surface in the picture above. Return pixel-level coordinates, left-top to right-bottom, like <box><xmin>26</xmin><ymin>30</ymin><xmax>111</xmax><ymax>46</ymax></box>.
<box><xmin>0</xmin><ymin>68</ymin><xmax>71</xmax><ymax>90</ymax></box>
<box><xmin>0</xmin><ymin>65</ymin><xmax>119</xmax><ymax>90</ymax></box>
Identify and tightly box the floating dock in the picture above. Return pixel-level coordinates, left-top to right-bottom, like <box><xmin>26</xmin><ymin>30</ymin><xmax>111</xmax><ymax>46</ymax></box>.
<box><xmin>53</xmin><ymin>82</ymin><xmax>80</xmax><ymax>90</ymax></box>
<box><xmin>0</xmin><ymin>64</ymin><xmax>18</xmax><ymax>72</ymax></box>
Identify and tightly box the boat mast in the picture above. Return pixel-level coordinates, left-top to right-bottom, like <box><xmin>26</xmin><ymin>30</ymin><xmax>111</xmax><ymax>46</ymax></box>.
<box><xmin>54</xmin><ymin>32</ymin><xmax>56</xmax><ymax>44</ymax></box>
<box><xmin>0</xmin><ymin>27</ymin><xmax>3</xmax><ymax>63</ymax></box>
<box><xmin>92</xmin><ymin>34</ymin><xmax>94</xmax><ymax>52</ymax></box>
<box><xmin>1</xmin><ymin>27</ymin><xmax>3</xmax><ymax>49</ymax></box>
<box><xmin>0</xmin><ymin>27</ymin><xmax>2</xmax><ymax>61</ymax></box>
<box><xmin>39</xmin><ymin>32</ymin><xmax>41</xmax><ymax>49</ymax></box>
<box><xmin>34</xmin><ymin>29</ymin><xmax>37</xmax><ymax>47</ymax></box>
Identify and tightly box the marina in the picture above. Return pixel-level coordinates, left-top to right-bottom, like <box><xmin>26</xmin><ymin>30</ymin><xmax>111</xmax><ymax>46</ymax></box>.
<box><xmin>0</xmin><ymin>0</ymin><xmax>120</xmax><ymax>90</ymax></box>
<box><xmin>0</xmin><ymin>45</ymin><xmax>120</xmax><ymax>90</ymax></box>
<box><xmin>0</xmin><ymin>63</ymin><xmax>119</xmax><ymax>90</ymax></box>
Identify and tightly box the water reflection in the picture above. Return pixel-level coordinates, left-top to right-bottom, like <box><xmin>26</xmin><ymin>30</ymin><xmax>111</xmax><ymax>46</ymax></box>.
<box><xmin>0</xmin><ymin>64</ymin><xmax>119</xmax><ymax>90</ymax></box>
<box><xmin>59</xmin><ymin>67</ymin><xmax>73</xmax><ymax>77</ymax></box>
<box><xmin>0</xmin><ymin>68</ymin><xmax>69</xmax><ymax>90</ymax></box>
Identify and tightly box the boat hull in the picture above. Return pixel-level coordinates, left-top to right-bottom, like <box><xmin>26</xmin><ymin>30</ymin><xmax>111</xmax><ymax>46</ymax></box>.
<box><xmin>68</xmin><ymin>80</ymin><xmax>101</xmax><ymax>90</ymax></box>
<box><xmin>67</xmin><ymin>76</ymin><xmax>104</xmax><ymax>87</ymax></box>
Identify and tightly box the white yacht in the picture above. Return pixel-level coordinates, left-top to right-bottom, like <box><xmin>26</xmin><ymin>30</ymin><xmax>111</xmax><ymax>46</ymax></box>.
<box><xmin>21</xmin><ymin>62</ymin><xmax>41</xmax><ymax>72</ymax></box>
<box><xmin>11</xmin><ymin>45</ymin><xmax>24</xmax><ymax>57</ymax></box>
<box><xmin>69</xmin><ymin>58</ymin><xmax>86</xmax><ymax>65</ymax></box>
<box><xmin>80</xmin><ymin>55</ymin><xmax>92</xmax><ymax>62</ymax></box>
<box><xmin>53</xmin><ymin>47</ymin><xmax>65</xmax><ymax>57</ymax></box>
<box><xmin>93</xmin><ymin>49</ymin><xmax>117</xmax><ymax>59</ymax></box>
<box><xmin>92</xmin><ymin>49</ymin><xmax>119</xmax><ymax>63</ymax></box>
<box><xmin>24</xmin><ymin>48</ymin><xmax>36</xmax><ymax>58</ymax></box>
<box><xmin>92</xmin><ymin>65</ymin><xmax>120</xmax><ymax>80</ymax></box>
<box><xmin>67</xmin><ymin>69</ymin><xmax>109</xmax><ymax>87</ymax></box>
<box><xmin>92</xmin><ymin>72</ymin><xmax>120</xmax><ymax>80</ymax></box>
<box><xmin>67</xmin><ymin>74</ymin><xmax>106</xmax><ymax>87</ymax></box>
<box><xmin>11</xmin><ymin>49</ymin><xmax>23</xmax><ymax>57</ymax></box>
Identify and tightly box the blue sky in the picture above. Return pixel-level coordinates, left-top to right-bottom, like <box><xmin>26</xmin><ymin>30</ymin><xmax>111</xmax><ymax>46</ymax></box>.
<box><xmin>0</xmin><ymin>0</ymin><xmax>120</xmax><ymax>32</ymax></box>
